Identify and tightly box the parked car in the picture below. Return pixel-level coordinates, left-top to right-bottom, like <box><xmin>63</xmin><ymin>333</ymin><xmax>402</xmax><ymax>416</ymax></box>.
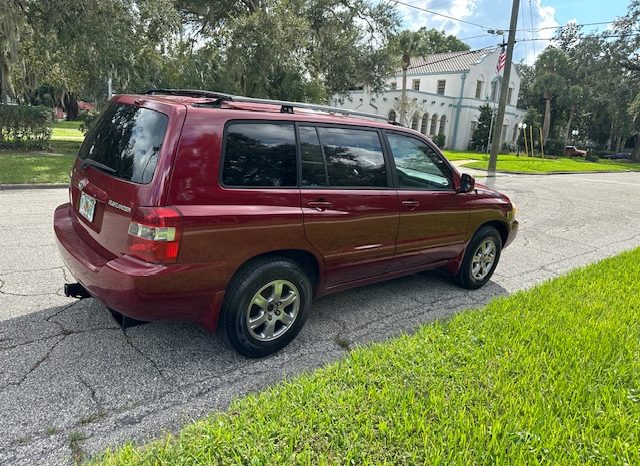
<box><xmin>54</xmin><ymin>90</ymin><xmax>518</xmax><ymax>357</ymax></box>
<box><xmin>603</xmin><ymin>152</ymin><xmax>631</xmax><ymax>160</ymax></box>
<box><xmin>564</xmin><ymin>145</ymin><xmax>587</xmax><ymax>157</ymax></box>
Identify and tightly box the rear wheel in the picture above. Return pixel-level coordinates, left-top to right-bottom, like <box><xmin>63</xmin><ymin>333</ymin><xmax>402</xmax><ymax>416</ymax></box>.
<box><xmin>454</xmin><ymin>226</ymin><xmax>502</xmax><ymax>289</ymax></box>
<box><xmin>219</xmin><ymin>257</ymin><xmax>312</xmax><ymax>357</ymax></box>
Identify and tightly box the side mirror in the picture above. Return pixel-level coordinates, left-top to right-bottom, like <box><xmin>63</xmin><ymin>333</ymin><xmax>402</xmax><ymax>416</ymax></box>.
<box><xmin>458</xmin><ymin>173</ymin><xmax>475</xmax><ymax>193</ymax></box>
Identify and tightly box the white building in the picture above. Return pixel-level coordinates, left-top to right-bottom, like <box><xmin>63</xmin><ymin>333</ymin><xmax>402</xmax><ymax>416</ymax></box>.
<box><xmin>332</xmin><ymin>48</ymin><xmax>527</xmax><ymax>151</ymax></box>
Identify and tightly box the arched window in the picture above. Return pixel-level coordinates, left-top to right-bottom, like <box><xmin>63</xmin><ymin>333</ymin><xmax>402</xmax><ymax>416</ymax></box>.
<box><xmin>512</xmin><ymin>125</ymin><xmax>519</xmax><ymax>142</ymax></box>
<box><xmin>388</xmin><ymin>110</ymin><xmax>396</xmax><ymax>122</ymax></box>
<box><xmin>438</xmin><ymin>116</ymin><xmax>447</xmax><ymax>136</ymax></box>
<box><xmin>490</xmin><ymin>79</ymin><xmax>500</xmax><ymax>102</ymax></box>
<box><xmin>411</xmin><ymin>112</ymin><xmax>420</xmax><ymax>130</ymax></box>
<box><xmin>421</xmin><ymin>113</ymin><xmax>429</xmax><ymax>135</ymax></box>
<box><xmin>430</xmin><ymin>114</ymin><xmax>438</xmax><ymax>136</ymax></box>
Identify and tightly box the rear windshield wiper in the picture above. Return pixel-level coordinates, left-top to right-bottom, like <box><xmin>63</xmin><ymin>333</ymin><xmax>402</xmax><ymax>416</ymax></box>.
<box><xmin>80</xmin><ymin>158</ymin><xmax>116</xmax><ymax>174</ymax></box>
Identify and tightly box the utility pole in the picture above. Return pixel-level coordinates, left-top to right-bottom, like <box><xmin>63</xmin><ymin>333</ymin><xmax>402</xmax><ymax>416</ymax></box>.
<box><xmin>488</xmin><ymin>0</ymin><xmax>520</xmax><ymax>176</ymax></box>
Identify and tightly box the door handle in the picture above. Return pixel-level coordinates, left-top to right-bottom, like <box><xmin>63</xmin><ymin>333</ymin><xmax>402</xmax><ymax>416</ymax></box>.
<box><xmin>401</xmin><ymin>199</ymin><xmax>420</xmax><ymax>209</ymax></box>
<box><xmin>306</xmin><ymin>200</ymin><xmax>333</xmax><ymax>211</ymax></box>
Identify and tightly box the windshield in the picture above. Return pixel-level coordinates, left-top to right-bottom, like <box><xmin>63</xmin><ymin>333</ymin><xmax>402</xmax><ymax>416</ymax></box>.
<box><xmin>78</xmin><ymin>103</ymin><xmax>168</xmax><ymax>184</ymax></box>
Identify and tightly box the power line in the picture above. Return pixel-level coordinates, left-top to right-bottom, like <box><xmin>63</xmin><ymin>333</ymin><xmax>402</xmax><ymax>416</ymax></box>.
<box><xmin>516</xmin><ymin>33</ymin><xmax>640</xmax><ymax>42</ymax></box>
<box><xmin>517</xmin><ymin>20</ymin><xmax>617</xmax><ymax>33</ymax></box>
<box><xmin>392</xmin><ymin>0</ymin><xmax>491</xmax><ymax>30</ymax></box>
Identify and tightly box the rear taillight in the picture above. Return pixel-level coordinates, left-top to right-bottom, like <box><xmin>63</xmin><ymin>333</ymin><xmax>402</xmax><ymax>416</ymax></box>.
<box><xmin>126</xmin><ymin>207</ymin><xmax>182</xmax><ymax>263</ymax></box>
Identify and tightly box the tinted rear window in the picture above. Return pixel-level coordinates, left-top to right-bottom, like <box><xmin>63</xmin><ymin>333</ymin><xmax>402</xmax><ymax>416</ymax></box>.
<box><xmin>316</xmin><ymin>127</ymin><xmax>387</xmax><ymax>188</ymax></box>
<box><xmin>222</xmin><ymin>122</ymin><xmax>296</xmax><ymax>187</ymax></box>
<box><xmin>78</xmin><ymin>103</ymin><xmax>168</xmax><ymax>184</ymax></box>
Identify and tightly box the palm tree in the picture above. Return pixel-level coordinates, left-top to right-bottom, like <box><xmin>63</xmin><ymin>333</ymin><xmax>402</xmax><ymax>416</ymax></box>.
<box><xmin>535</xmin><ymin>73</ymin><xmax>565</xmax><ymax>142</ymax></box>
<box><xmin>391</xmin><ymin>30</ymin><xmax>431</xmax><ymax>126</ymax></box>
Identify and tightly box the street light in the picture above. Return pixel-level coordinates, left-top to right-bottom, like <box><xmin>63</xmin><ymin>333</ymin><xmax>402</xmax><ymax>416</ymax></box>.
<box><xmin>571</xmin><ymin>129</ymin><xmax>579</xmax><ymax>144</ymax></box>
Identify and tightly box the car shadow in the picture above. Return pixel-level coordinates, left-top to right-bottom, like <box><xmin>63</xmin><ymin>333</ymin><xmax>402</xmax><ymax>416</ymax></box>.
<box><xmin>0</xmin><ymin>270</ymin><xmax>507</xmax><ymax>464</ymax></box>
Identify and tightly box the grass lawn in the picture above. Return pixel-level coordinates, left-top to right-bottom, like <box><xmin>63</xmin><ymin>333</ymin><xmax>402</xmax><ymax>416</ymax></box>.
<box><xmin>0</xmin><ymin>154</ymin><xmax>75</xmax><ymax>184</ymax></box>
<box><xmin>0</xmin><ymin>140</ymin><xmax>79</xmax><ymax>184</ymax></box>
<box><xmin>457</xmin><ymin>154</ymin><xmax>639</xmax><ymax>173</ymax></box>
<box><xmin>96</xmin><ymin>248</ymin><xmax>640</xmax><ymax>465</ymax></box>
<box><xmin>51</xmin><ymin>120</ymin><xmax>85</xmax><ymax>142</ymax></box>
<box><xmin>443</xmin><ymin>151</ymin><xmax>491</xmax><ymax>161</ymax></box>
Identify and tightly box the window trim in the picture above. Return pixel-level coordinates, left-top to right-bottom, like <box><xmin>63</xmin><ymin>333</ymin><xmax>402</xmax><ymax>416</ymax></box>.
<box><xmin>307</xmin><ymin>123</ymin><xmax>394</xmax><ymax>190</ymax></box>
<box><xmin>219</xmin><ymin>119</ymin><xmax>299</xmax><ymax>189</ymax></box>
<box><xmin>437</xmin><ymin>80</ymin><xmax>446</xmax><ymax>96</ymax></box>
<box><xmin>412</xmin><ymin>79</ymin><xmax>420</xmax><ymax>91</ymax></box>
<box><xmin>382</xmin><ymin>129</ymin><xmax>457</xmax><ymax>193</ymax></box>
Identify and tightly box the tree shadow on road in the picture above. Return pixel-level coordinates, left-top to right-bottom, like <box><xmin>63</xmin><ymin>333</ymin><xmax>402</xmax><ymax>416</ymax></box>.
<box><xmin>0</xmin><ymin>270</ymin><xmax>507</xmax><ymax>465</ymax></box>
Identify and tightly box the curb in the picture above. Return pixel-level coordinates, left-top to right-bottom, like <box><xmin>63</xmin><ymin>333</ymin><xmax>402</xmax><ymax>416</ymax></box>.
<box><xmin>459</xmin><ymin>167</ymin><xmax>638</xmax><ymax>176</ymax></box>
<box><xmin>0</xmin><ymin>183</ymin><xmax>68</xmax><ymax>190</ymax></box>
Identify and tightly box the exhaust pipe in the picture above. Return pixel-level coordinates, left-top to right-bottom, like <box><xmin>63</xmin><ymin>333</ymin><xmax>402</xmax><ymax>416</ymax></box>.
<box><xmin>64</xmin><ymin>282</ymin><xmax>91</xmax><ymax>299</ymax></box>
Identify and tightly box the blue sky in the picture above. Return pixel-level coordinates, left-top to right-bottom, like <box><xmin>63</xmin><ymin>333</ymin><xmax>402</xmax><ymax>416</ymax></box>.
<box><xmin>395</xmin><ymin>0</ymin><xmax>632</xmax><ymax>63</ymax></box>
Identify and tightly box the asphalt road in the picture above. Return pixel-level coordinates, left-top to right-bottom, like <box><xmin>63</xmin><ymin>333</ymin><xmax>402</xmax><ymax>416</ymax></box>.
<box><xmin>2</xmin><ymin>171</ymin><xmax>640</xmax><ymax>465</ymax></box>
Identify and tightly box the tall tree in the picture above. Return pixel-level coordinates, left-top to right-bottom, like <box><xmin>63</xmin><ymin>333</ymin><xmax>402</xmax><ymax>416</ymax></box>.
<box><xmin>391</xmin><ymin>28</ymin><xmax>468</xmax><ymax>125</ymax></box>
<box><xmin>533</xmin><ymin>48</ymin><xmax>568</xmax><ymax>142</ymax></box>
<box><xmin>0</xmin><ymin>0</ymin><xmax>28</xmax><ymax>103</ymax></box>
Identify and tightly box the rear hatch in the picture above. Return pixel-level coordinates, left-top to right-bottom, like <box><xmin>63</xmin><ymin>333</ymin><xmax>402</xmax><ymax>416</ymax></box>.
<box><xmin>69</xmin><ymin>95</ymin><xmax>186</xmax><ymax>259</ymax></box>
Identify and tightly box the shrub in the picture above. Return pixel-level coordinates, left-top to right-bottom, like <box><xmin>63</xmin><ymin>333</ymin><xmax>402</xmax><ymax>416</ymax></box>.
<box><xmin>0</xmin><ymin>104</ymin><xmax>53</xmax><ymax>149</ymax></box>
<box><xmin>433</xmin><ymin>134</ymin><xmax>446</xmax><ymax>149</ymax></box>
<box><xmin>544</xmin><ymin>138</ymin><xmax>565</xmax><ymax>156</ymax></box>
<box><xmin>79</xmin><ymin>110</ymin><xmax>99</xmax><ymax>134</ymax></box>
<box><xmin>585</xmin><ymin>153</ymin><xmax>600</xmax><ymax>162</ymax></box>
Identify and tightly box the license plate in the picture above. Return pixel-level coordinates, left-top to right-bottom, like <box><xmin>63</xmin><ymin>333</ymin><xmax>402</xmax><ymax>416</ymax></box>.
<box><xmin>79</xmin><ymin>192</ymin><xmax>97</xmax><ymax>222</ymax></box>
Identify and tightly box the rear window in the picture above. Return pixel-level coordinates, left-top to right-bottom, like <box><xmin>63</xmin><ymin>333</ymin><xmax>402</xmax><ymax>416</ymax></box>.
<box><xmin>222</xmin><ymin>122</ymin><xmax>297</xmax><ymax>187</ymax></box>
<box><xmin>78</xmin><ymin>103</ymin><xmax>169</xmax><ymax>184</ymax></box>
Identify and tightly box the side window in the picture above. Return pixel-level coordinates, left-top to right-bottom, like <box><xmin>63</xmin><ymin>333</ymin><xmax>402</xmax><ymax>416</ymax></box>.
<box><xmin>222</xmin><ymin>122</ymin><xmax>296</xmax><ymax>187</ymax></box>
<box><xmin>317</xmin><ymin>127</ymin><xmax>387</xmax><ymax>188</ymax></box>
<box><xmin>387</xmin><ymin>133</ymin><xmax>453</xmax><ymax>191</ymax></box>
<box><xmin>299</xmin><ymin>126</ymin><xmax>327</xmax><ymax>186</ymax></box>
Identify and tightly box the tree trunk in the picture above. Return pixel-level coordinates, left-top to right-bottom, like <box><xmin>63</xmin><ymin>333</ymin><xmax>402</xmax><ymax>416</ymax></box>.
<box><xmin>400</xmin><ymin>65</ymin><xmax>408</xmax><ymax>126</ymax></box>
<box><xmin>632</xmin><ymin>136</ymin><xmax>640</xmax><ymax>162</ymax></box>
<box><xmin>564</xmin><ymin>108</ymin><xmax>574</xmax><ymax>143</ymax></box>
<box><xmin>64</xmin><ymin>94</ymin><xmax>79</xmax><ymax>120</ymax></box>
<box><xmin>542</xmin><ymin>97</ymin><xmax>552</xmax><ymax>142</ymax></box>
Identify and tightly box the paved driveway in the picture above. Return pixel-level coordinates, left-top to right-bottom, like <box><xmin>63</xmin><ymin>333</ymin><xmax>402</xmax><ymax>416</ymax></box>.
<box><xmin>2</xmin><ymin>172</ymin><xmax>640</xmax><ymax>465</ymax></box>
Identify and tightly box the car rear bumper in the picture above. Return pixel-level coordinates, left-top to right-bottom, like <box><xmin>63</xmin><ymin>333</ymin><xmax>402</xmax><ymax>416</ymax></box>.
<box><xmin>53</xmin><ymin>203</ymin><xmax>220</xmax><ymax>324</ymax></box>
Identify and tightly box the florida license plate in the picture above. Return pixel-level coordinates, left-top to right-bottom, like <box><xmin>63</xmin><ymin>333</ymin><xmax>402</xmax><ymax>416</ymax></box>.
<box><xmin>79</xmin><ymin>192</ymin><xmax>96</xmax><ymax>222</ymax></box>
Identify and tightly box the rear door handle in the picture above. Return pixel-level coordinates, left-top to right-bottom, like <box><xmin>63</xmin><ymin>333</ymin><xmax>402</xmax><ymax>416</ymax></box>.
<box><xmin>401</xmin><ymin>200</ymin><xmax>420</xmax><ymax>209</ymax></box>
<box><xmin>306</xmin><ymin>200</ymin><xmax>333</xmax><ymax>211</ymax></box>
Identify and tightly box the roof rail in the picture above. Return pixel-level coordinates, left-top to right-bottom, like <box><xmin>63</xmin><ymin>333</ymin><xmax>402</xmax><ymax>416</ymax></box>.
<box><xmin>143</xmin><ymin>89</ymin><xmax>234</xmax><ymax>99</ymax></box>
<box><xmin>143</xmin><ymin>89</ymin><xmax>395</xmax><ymax>124</ymax></box>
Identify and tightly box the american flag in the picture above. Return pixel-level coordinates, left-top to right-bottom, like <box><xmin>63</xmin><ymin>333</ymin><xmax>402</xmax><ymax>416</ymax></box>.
<box><xmin>496</xmin><ymin>46</ymin><xmax>506</xmax><ymax>74</ymax></box>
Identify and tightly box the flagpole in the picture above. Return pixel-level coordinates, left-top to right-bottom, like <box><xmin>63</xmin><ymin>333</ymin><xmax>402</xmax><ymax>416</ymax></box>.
<box><xmin>488</xmin><ymin>0</ymin><xmax>520</xmax><ymax>176</ymax></box>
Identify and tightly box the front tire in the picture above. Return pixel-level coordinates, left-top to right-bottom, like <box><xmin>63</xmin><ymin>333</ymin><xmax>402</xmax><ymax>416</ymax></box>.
<box><xmin>454</xmin><ymin>226</ymin><xmax>502</xmax><ymax>290</ymax></box>
<box><xmin>219</xmin><ymin>257</ymin><xmax>312</xmax><ymax>358</ymax></box>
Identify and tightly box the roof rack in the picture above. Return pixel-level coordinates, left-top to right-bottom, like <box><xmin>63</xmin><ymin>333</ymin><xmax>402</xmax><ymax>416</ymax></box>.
<box><xmin>143</xmin><ymin>89</ymin><xmax>234</xmax><ymax>99</ymax></box>
<box><xmin>143</xmin><ymin>89</ymin><xmax>399</xmax><ymax>124</ymax></box>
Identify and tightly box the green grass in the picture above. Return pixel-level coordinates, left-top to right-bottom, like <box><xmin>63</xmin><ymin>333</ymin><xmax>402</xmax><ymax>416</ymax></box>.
<box><xmin>0</xmin><ymin>154</ymin><xmax>74</xmax><ymax>184</ymax></box>
<box><xmin>0</xmin><ymin>123</ymin><xmax>81</xmax><ymax>184</ymax></box>
<box><xmin>95</xmin><ymin>248</ymin><xmax>640</xmax><ymax>465</ymax></box>
<box><xmin>51</xmin><ymin>120</ymin><xmax>85</xmax><ymax>142</ymax></box>
<box><xmin>457</xmin><ymin>154</ymin><xmax>638</xmax><ymax>173</ymax></box>
<box><xmin>443</xmin><ymin>151</ymin><xmax>491</xmax><ymax>161</ymax></box>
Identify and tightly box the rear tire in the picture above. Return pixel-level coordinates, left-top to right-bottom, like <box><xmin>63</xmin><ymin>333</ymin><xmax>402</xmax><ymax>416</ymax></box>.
<box><xmin>454</xmin><ymin>226</ymin><xmax>502</xmax><ymax>290</ymax></box>
<box><xmin>219</xmin><ymin>257</ymin><xmax>312</xmax><ymax>358</ymax></box>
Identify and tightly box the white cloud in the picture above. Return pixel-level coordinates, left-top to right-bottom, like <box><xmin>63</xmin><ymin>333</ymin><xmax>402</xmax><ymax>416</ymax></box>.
<box><xmin>396</xmin><ymin>0</ymin><xmax>478</xmax><ymax>35</ymax></box>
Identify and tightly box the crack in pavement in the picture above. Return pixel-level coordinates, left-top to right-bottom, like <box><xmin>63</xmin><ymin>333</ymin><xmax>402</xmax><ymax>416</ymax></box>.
<box><xmin>121</xmin><ymin>330</ymin><xmax>170</xmax><ymax>383</ymax></box>
<box><xmin>3</xmin><ymin>335</ymin><xmax>66</xmax><ymax>389</ymax></box>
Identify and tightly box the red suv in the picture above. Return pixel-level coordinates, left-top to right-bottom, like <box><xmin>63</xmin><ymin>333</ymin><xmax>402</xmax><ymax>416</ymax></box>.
<box><xmin>54</xmin><ymin>90</ymin><xmax>518</xmax><ymax>357</ymax></box>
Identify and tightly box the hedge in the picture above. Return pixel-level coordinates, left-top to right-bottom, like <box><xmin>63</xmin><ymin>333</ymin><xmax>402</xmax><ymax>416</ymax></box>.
<box><xmin>0</xmin><ymin>104</ymin><xmax>54</xmax><ymax>149</ymax></box>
